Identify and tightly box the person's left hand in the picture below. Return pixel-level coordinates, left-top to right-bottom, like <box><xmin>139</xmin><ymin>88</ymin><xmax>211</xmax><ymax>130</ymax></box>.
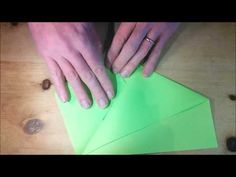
<box><xmin>106</xmin><ymin>22</ymin><xmax>179</xmax><ymax>77</ymax></box>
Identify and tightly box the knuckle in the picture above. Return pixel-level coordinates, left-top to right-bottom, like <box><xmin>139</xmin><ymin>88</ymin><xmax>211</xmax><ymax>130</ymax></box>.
<box><xmin>76</xmin><ymin>25</ymin><xmax>88</xmax><ymax>36</ymax></box>
<box><xmin>134</xmin><ymin>50</ymin><xmax>144</xmax><ymax>60</ymax></box>
<box><xmin>94</xmin><ymin>65</ymin><xmax>105</xmax><ymax>76</ymax></box>
<box><xmin>107</xmin><ymin>48</ymin><xmax>117</xmax><ymax>62</ymax></box>
<box><xmin>128</xmin><ymin>61</ymin><xmax>137</xmax><ymax>70</ymax></box>
<box><xmin>135</xmin><ymin>52</ymin><xmax>145</xmax><ymax>60</ymax></box>
<box><xmin>146</xmin><ymin>60</ymin><xmax>157</xmax><ymax>70</ymax></box>
<box><xmin>83</xmin><ymin>70</ymin><xmax>96</xmax><ymax>85</ymax></box>
<box><xmin>76</xmin><ymin>29</ymin><xmax>89</xmax><ymax>46</ymax></box>
<box><xmin>144</xmin><ymin>65</ymin><xmax>153</xmax><ymax>74</ymax></box>
<box><xmin>137</xmin><ymin>22</ymin><xmax>146</xmax><ymax>28</ymax></box>
<box><xmin>137</xmin><ymin>22</ymin><xmax>151</xmax><ymax>30</ymax></box>
<box><xmin>148</xmin><ymin>58</ymin><xmax>156</xmax><ymax>65</ymax></box>
<box><xmin>153</xmin><ymin>47</ymin><xmax>162</xmax><ymax>57</ymax></box>
<box><xmin>79</xmin><ymin>34</ymin><xmax>89</xmax><ymax>46</ymax></box>
<box><xmin>65</xmin><ymin>69</ymin><xmax>79</xmax><ymax>81</ymax></box>
<box><xmin>126</xmin><ymin>42</ymin><xmax>137</xmax><ymax>54</ymax></box>
<box><xmin>107</xmin><ymin>48</ymin><xmax>114</xmax><ymax>59</ymax></box>
<box><xmin>115</xmin><ymin>32</ymin><xmax>126</xmax><ymax>44</ymax></box>
<box><xmin>51</xmin><ymin>65</ymin><xmax>62</xmax><ymax>79</ymax></box>
<box><xmin>107</xmin><ymin>54</ymin><xmax>113</xmax><ymax>62</ymax></box>
<box><xmin>60</xmin><ymin>57</ymin><xmax>69</xmax><ymax>65</ymax></box>
<box><xmin>136</xmin><ymin>45</ymin><xmax>149</xmax><ymax>59</ymax></box>
<box><xmin>64</xmin><ymin>44</ymin><xmax>76</xmax><ymax>54</ymax></box>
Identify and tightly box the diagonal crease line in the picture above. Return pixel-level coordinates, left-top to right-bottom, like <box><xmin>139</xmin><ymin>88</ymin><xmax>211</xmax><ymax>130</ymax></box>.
<box><xmin>85</xmin><ymin>100</ymin><xmax>209</xmax><ymax>154</ymax></box>
<box><xmin>102</xmin><ymin>77</ymin><xmax>127</xmax><ymax>121</ymax></box>
<box><xmin>160</xmin><ymin>100</ymin><xmax>209</xmax><ymax>122</ymax></box>
<box><xmin>81</xmin><ymin>77</ymin><xmax>128</xmax><ymax>153</ymax></box>
<box><xmin>85</xmin><ymin>123</ymin><xmax>155</xmax><ymax>154</ymax></box>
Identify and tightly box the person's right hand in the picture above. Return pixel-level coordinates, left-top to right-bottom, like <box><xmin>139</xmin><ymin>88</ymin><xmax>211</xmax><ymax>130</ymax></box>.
<box><xmin>29</xmin><ymin>23</ymin><xmax>114</xmax><ymax>109</ymax></box>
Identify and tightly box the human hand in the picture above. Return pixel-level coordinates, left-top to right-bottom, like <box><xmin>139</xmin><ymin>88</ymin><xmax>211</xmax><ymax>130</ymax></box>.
<box><xmin>29</xmin><ymin>22</ymin><xmax>114</xmax><ymax>109</ymax></box>
<box><xmin>106</xmin><ymin>22</ymin><xmax>179</xmax><ymax>77</ymax></box>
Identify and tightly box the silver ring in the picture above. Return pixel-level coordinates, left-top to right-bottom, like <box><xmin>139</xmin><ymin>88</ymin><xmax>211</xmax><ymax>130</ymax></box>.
<box><xmin>145</xmin><ymin>37</ymin><xmax>155</xmax><ymax>45</ymax></box>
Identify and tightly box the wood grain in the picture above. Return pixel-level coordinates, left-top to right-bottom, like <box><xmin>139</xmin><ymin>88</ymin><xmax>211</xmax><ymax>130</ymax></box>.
<box><xmin>0</xmin><ymin>22</ymin><xmax>235</xmax><ymax>154</ymax></box>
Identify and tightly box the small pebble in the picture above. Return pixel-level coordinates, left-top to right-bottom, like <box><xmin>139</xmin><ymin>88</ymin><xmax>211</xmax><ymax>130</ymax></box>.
<box><xmin>41</xmin><ymin>79</ymin><xmax>51</xmax><ymax>90</ymax></box>
<box><xmin>226</xmin><ymin>137</ymin><xmax>236</xmax><ymax>152</ymax></box>
<box><xmin>228</xmin><ymin>94</ymin><xmax>236</xmax><ymax>101</ymax></box>
<box><xmin>23</xmin><ymin>119</ymin><xmax>44</xmax><ymax>135</ymax></box>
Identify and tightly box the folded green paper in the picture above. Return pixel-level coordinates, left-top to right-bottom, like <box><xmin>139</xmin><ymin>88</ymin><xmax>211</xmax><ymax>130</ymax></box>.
<box><xmin>56</xmin><ymin>67</ymin><xmax>217</xmax><ymax>154</ymax></box>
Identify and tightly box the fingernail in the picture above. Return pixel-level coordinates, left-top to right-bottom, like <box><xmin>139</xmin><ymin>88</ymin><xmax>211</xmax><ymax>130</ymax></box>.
<box><xmin>98</xmin><ymin>98</ymin><xmax>108</xmax><ymax>108</ymax></box>
<box><xmin>143</xmin><ymin>71</ymin><xmax>150</xmax><ymax>77</ymax></box>
<box><xmin>143</xmin><ymin>73</ymin><xmax>148</xmax><ymax>77</ymax></box>
<box><xmin>106</xmin><ymin>90</ymin><xmax>114</xmax><ymax>99</ymax></box>
<box><xmin>81</xmin><ymin>100</ymin><xmax>91</xmax><ymax>109</ymax></box>
<box><xmin>61</xmin><ymin>93</ymin><xmax>67</xmax><ymax>103</ymax></box>
<box><xmin>120</xmin><ymin>70</ymin><xmax>129</xmax><ymax>78</ymax></box>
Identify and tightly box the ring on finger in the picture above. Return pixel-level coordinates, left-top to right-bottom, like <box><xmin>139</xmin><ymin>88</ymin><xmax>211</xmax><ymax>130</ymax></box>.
<box><xmin>144</xmin><ymin>36</ymin><xmax>156</xmax><ymax>45</ymax></box>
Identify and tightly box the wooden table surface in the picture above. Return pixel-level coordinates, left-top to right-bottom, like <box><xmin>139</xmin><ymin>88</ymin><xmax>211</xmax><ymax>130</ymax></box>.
<box><xmin>1</xmin><ymin>22</ymin><xmax>235</xmax><ymax>154</ymax></box>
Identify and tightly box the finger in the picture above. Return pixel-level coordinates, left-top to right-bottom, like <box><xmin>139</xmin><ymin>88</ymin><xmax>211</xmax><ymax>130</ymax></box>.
<box><xmin>112</xmin><ymin>23</ymin><xmax>151</xmax><ymax>73</ymax></box>
<box><xmin>119</xmin><ymin>26</ymin><xmax>162</xmax><ymax>77</ymax></box>
<box><xmin>70</xmin><ymin>30</ymin><xmax>115</xmax><ymax>101</ymax></box>
<box><xmin>92</xmin><ymin>64</ymin><xmax>115</xmax><ymax>100</ymax></box>
<box><xmin>65</xmin><ymin>52</ymin><xmax>110</xmax><ymax>109</ymax></box>
<box><xmin>120</xmin><ymin>38</ymin><xmax>154</xmax><ymax>77</ymax></box>
<box><xmin>56</xmin><ymin>57</ymin><xmax>92</xmax><ymax>109</ymax></box>
<box><xmin>46</xmin><ymin>58</ymin><xmax>69</xmax><ymax>103</ymax></box>
<box><xmin>106</xmin><ymin>23</ymin><xmax>136</xmax><ymax>69</ymax></box>
<box><xmin>143</xmin><ymin>35</ymin><xmax>168</xmax><ymax>77</ymax></box>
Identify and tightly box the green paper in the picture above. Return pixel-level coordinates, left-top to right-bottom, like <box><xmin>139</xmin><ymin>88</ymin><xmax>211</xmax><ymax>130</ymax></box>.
<box><xmin>56</xmin><ymin>67</ymin><xmax>217</xmax><ymax>154</ymax></box>
<box><xmin>55</xmin><ymin>69</ymin><xmax>126</xmax><ymax>154</ymax></box>
<box><xmin>87</xmin><ymin>101</ymin><xmax>217</xmax><ymax>154</ymax></box>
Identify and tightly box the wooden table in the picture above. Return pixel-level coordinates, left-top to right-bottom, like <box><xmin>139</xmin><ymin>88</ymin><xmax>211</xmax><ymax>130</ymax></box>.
<box><xmin>1</xmin><ymin>22</ymin><xmax>235</xmax><ymax>154</ymax></box>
